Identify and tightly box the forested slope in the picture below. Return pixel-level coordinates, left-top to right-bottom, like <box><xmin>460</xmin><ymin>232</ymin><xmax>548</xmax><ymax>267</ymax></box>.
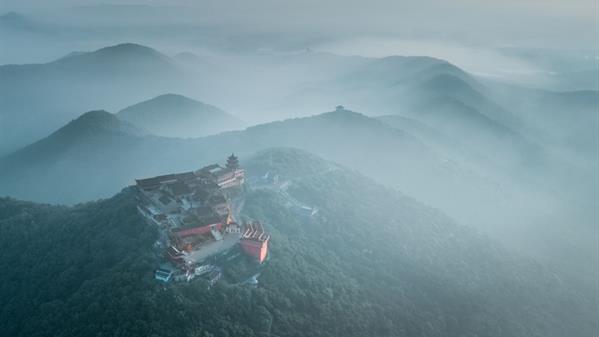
<box><xmin>0</xmin><ymin>148</ymin><xmax>595</xmax><ymax>337</ymax></box>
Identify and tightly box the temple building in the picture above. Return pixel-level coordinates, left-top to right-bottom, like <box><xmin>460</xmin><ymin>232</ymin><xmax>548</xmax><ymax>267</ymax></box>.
<box><xmin>227</xmin><ymin>153</ymin><xmax>239</xmax><ymax>169</ymax></box>
<box><xmin>240</xmin><ymin>221</ymin><xmax>270</xmax><ymax>264</ymax></box>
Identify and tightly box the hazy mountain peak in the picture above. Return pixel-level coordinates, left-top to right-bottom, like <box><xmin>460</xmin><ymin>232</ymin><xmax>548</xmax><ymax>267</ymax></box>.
<box><xmin>318</xmin><ymin>108</ymin><xmax>399</xmax><ymax>131</ymax></box>
<box><xmin>342</xmin><ymin>55</ymin><xmax>467</xmax><ymax>88</ymax></box>
<box><xmin>57</xmin><ymin>110</ymin><xmax>146</xmax><ymax>138</ymax></box>
<box><xmin>52</xmin><ymin>43</ymin><xmax>169</xmax><ymax>66</ymax></box>
<box><xmin>0</xmin><ymin>11</ymin><xmax>24</xmax><ymax>21</ymax></box>
<box><xmin>0</xmin><ymin>11</ymin><xmax>34</xmax><ymax>30</ymax></box>
<box><xmin>320</xmin><ymin>107</ymin><xmax>370</xmax><ymax>120</ymax></box>
<box><xmin>117</xmin><ymin>93</ymin><xmax>243</xmax><ymax>138</ymax></box>
<box><xmin>0</xmin><ymin>110</ymin><xmax>147</xmax><ymax>183</ymax></box>
<box><xmin>119</xmin><ymin>93</ymin><xmax>218</xmax><ymax>113</ymax></box>
<box><xmin>143</xmin><ymin>93</ymin><xmax>198</xmax><ymax>105</ymax></box>
<box><xmin>94</xmin><ymin>43</ymin><xmax>160</xmax><ymax>56</ymax></box>
<box><xmin>68</xmin><ymin>109</ymin><xmax>118</xmax><ymax>127</ymax></box>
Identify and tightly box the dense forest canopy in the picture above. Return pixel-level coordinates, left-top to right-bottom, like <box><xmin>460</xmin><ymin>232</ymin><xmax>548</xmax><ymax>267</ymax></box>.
<box><xmin>0</xmin><ymin>148</ymin><xmax>595</xmax><ymax>337</ymax></box>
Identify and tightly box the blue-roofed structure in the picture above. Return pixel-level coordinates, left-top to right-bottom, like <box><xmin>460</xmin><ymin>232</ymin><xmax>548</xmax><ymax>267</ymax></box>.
<box><xmin>155</xmin><ymin>268</ymin><xmax>174</xmax><ymax>282</ymax></box>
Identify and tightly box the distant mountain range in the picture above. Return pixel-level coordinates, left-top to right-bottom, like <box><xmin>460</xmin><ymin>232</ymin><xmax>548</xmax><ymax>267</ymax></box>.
<box><xmin>0</xmin><ymin>110</ymin><xmax>184</xmax><ymax>204</ymax></box>
<box><xmin>483</xmin><ymin>82</ymin><xmax>599</xmax><ymax>163</ymax></box>
<box><xmin>296</xmin><ymin>56</ymin><xmax>550</xmax><ymax>164</ymax></box>
<box><xmin>2</xmin><ymin>41</ymin><xmax>596</xmax><ymax>163</ymax></box>
<box><xmin>281</xmin><ymin>53</ymin><xmax>597</xmax><ymax>165</ymax></box>
<box><xmin>0</xmin><ymin>42</ymin><xmax>596</xmax><ymax>260</ymax></box>
<box><xmin>0</xmin><ymin>108</ymin><xmax>439</xmax><ymax>204</ymax></box>
<box><xmin>0</xmin><ymin>43</ymin><xmax>193</xmax><ymax>155</ymax></box>
<box><xmin>0</xmin><ymin>107</ymin><xmax>579</xmax><ymax>239</ymax></box>
<box><xmin>118</xmin><ymin>94</ymin><xmax>244</xmax><ymax>138</ymax></box>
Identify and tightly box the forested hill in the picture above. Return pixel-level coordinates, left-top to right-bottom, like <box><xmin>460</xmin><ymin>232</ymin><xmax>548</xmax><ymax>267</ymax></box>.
<box><xmin>0</xmin><ymin>148</ymin><xmax>595</xmax><ymax>337</ymax></box>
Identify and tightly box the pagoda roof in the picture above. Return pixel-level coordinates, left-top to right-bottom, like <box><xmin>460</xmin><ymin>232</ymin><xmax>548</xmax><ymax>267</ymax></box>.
<box><xmin>136</xmin><ymin>171</ymin><xmax>195</xmax><ymax>189</ymax></box>
<box><xmin>136</xmin><ymin>174</ymin><xmax>177</xmax><ymax>189</ymax></box>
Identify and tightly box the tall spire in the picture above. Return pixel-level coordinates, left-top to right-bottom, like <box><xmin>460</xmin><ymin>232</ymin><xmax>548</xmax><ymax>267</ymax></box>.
<box><xmin>226</xmin><ymin>153</ymin><xmax>239</xmax><ymax>170</ymax></box>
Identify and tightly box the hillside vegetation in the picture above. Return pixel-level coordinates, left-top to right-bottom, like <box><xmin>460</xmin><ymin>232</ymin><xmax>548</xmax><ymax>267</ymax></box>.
<box><xmin>0</xmin><ymin>148</ymin><xmax>595</xmax><ymax>337</ymax></box>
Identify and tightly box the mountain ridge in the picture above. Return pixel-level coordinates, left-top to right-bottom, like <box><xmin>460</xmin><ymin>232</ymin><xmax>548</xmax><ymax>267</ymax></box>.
<box><xmin>0</xmin><ymin>108</ymin><xmax>450</xmax><ymax>204</ymax></box>
<box><xmin>0</xmin><ymin>42</ymin><xmax>189</xmax><ymax>155</ymax></box>
<box><xmin>2</xmin><ymin>110</ymin><xmax>146</xmax><ymax>163</ymax></box>
<box><xmin>117</xmin><ymin>93</ymin><xmax>244</xmax><ymax>138</ymax></box>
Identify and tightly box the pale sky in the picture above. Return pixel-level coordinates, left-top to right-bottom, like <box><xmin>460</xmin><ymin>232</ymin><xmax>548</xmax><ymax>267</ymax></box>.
<box><xmin>2</xmin><ymin>0</ymin><xmax>597</xmax><ymax>49</ymax></box>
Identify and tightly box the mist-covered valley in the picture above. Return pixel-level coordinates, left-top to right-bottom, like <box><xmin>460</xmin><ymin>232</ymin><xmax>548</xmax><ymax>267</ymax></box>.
<box><xmin>0</xmin><ymin>2</ymin><xmax>597</xmax><ymax>337</ymax></box>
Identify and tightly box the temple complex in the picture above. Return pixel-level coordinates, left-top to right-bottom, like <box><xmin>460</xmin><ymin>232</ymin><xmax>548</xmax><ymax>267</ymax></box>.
<box><xmin>135</xmin><ymin>154</ymin><xmax>269</xmax><ymax>284</ymax></box>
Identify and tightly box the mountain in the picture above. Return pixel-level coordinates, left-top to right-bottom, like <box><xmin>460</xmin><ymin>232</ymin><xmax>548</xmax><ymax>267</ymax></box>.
<box><xmin>1</xmin><ymin>107</ymin><xmax>522</xmax><ymax>234</ymax></box>
<box><xmin>194</xmin><ymin>109</ymin><xmax>593</xmax><ymax>282</ymax></box>
<box><xmin>376</xmin><ymin>114</ymin><xmax>493</xmax><ymax>166</ymax></box>
<box><xmin>0</xmin><ymin>108</ymin><xmax>443</xmax><ymax>204</ymax></box>
<box><xmin>341</xmin><ymin>56</ymin><xmax>476</xmax><ymax>89</ymax></box>
<box><xmin>404</xmin><ymin>73</ymin><xmax>521</xmax><ymax>128</ymax></box>
<box><xmin>273</xmin><ymin>56</ymin><xmax>541</xmax><ymax>167</ymax></box>
<box><xmin>369</xmin><ymin>59</ymin><xmax>599</xmax><ymax>170</ymax></box>
<box><xmin>259</xmin><ymin>52</ymin><xmax>595</xmax><ymax>168</ymax></box>
<box><xmin>5</xmin><ymin>110</ymin><xmax>147</xmax><ymax>160</ymax></box>
<box><xmin>375</xmin><ymin>113</ymin><xmax>540</xmax><ymax>179</ymax></box>
<box><xmin>0</xmin><ymin>43</ymin><xmax>191</xmax><ymax>155</ymax></box>
<box><xmin>343</xmin><ymin>59</ymin><xmax>542</xmax><ymax>166</ymax></box>
<box><xmin>118</xmin><ymin>94</ymin><xmax>244</xmax><ymax>138</ymax></box>
<box><xmin>278</xmin><ymin>56</ymin><xmax>475</xmax><ymax>114</ymax></box>
<box><xmin>0</xmin><ymin>110</ymin><xmax>183</xmax><ymax>204</ymax></box>
<box><xmin>1</xmin><ymin>107</ymin><xmax>594</xmax><ymax>285</ymax></box>
<box><xmin>0</xmin><ymin>108</ymin><xmax>571</xmax><ymax>231</ymax></box>
<box><xmin>0</xmin><ymin>148</ymin><xmax>595</xmax><ymax>337</ymax></box>
<box><xmin>400</xmin><ymin>92</ymin><xmax>543</xmax><ymax>168</ymax></box>
<box><xmin>316</xmin><ymin>56</ymin><xmax>596</xmax><ymax>199</ymax></box>
<box><xmin>484</xmin><ymin>82</ymin><xmax>599</xmax><ymax>164</ymax></box>
<box><xmin>0</xmin><ymin>12</ymin><xmax>36</xmax><ymax>32</ymax></box>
